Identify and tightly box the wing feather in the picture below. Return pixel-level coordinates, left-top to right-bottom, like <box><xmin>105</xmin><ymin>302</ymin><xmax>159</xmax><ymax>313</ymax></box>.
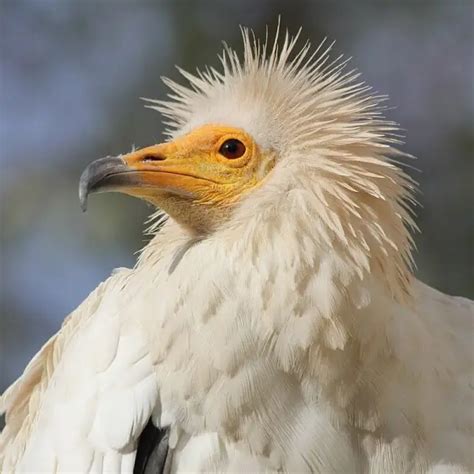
<box><xmin>0</xmin><ymin>268</ymin><xmax>160</xmax><ymax>473</ymax></box>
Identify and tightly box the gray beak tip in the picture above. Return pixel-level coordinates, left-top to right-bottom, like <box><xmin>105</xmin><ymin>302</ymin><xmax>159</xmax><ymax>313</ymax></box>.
<box><xmin>80</xmin><ymin>198</ymin><xmax>88</xmax><ymax>213</ymax></box>
<box><xmin>78</xmin><ymin>156</ymin><xmax>128</xmax><ymax>213</ymax></box>
<box><xmin>78</xmin><ymin>173</ymin><xmax>89</xmax><ymax>212</ymax></box>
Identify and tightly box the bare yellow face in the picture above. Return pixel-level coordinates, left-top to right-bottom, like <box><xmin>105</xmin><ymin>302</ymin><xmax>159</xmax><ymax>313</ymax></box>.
<box><xmin>79</xmin><ymin>124</ymin><xmax>275</xmax><ymax>232</ymax></box>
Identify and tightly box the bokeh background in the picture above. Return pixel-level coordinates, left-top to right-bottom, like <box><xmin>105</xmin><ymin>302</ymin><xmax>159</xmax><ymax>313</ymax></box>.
<box><xmin>1</xmin><ymin>1</ymin><xmax>473</xmax><ymax>394</ymax></box>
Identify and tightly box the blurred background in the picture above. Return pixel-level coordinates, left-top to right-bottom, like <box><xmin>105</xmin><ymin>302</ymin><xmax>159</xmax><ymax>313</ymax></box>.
<box><xmin>1</xmin><ymin>0</ymin><xmax>473</xmax><ymax>393</ymax></box>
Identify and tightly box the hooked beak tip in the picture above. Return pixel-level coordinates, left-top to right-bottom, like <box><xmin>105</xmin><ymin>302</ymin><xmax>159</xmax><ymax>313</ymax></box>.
<box><xmin>79</xmin><ymin>193</ymin><xmax>88</xmax><ymax>212</ymax></box>
<box><xmin>78</xmin><ymin>156</ymin><xmax>128</xmax><ymax>213</ymax></box>
<box><xmin>78</xmin><ymin>174</ymin><xmax>89</xmax><ymax>212</ymax></box>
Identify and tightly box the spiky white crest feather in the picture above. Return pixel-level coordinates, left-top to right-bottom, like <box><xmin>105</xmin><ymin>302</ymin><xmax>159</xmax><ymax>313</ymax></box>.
<box><xmin>144</xmin><ymin>26</ymin><xmax>417</xmax><ymax>302</ymax></box>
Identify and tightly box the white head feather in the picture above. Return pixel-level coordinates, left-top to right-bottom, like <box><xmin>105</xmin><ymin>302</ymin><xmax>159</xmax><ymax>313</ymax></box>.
<box><xmin>144</xmin><ymin>26</ymin><xmax>418</xmax><ymax>304</ymax></box>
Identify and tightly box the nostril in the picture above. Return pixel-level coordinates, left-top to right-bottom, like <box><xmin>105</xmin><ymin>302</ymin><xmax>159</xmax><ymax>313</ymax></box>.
<box><xmin>142</xmin><ymin>154</ymin><xmax>165</xmax><ymax>162</ymax></box>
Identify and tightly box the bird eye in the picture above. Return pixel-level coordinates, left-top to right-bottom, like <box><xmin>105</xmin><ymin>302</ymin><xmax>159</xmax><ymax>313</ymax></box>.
<box><xmin>219</xmin><ymin>139</ymin><xmax>246</xmax><ymax>159</ymax></box>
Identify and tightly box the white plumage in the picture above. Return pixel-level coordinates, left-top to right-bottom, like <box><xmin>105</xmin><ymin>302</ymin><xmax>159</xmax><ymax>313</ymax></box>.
<box><xmin>1</xmin><ymin>26</ymin><xmax>473</xmax><ymax>473</ymax></box>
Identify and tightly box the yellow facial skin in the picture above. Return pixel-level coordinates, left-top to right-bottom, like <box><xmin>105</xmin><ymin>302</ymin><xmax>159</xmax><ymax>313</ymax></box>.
<box><xmin>80</xmin><ymin>124</ymin><xmax>275</xmax><ymax>233</ymax></box>
<box><xmin>123</xmin><ymin>124</ymin><xmax>273</xmax><ymax>205</ymax></box>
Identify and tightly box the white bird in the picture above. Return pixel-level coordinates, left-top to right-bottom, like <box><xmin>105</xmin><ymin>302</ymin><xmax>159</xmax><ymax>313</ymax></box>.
<box><xmin>1</xmin><ymin>25</ymin><xmax>473</xmax><ymax>473</ymax></box>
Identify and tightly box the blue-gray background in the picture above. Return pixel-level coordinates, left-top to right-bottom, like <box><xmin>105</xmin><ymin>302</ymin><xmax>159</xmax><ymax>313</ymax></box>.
<box><xmin>1</xmin><ymin>1</ymin><xmax>473</xmax><ymax>393</ymax></box>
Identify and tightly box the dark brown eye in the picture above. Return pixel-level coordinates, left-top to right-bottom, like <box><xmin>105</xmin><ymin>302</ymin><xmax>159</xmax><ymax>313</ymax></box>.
<box><xmin>219</xmin><ymin>139</ymin><xmax>246</xmax><ymax>159</ymax></box>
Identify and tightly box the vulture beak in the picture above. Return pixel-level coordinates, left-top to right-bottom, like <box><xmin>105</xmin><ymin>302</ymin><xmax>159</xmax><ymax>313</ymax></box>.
<box><xmin>79</xmin><ymin>156</ymin><xmax>135</xmax><ymax>211</ymax></box>
<box><xmin>78</xmin><ymin>143</ymin><xmax>207</xmax><ymax>212</ymax></box>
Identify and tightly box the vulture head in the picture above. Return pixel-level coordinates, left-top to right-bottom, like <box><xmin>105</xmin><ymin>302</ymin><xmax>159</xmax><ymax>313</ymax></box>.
<box><xmin>79</xmin><ymin>26</ymin><xmax>416</xmax><ymax>303</ymax></box>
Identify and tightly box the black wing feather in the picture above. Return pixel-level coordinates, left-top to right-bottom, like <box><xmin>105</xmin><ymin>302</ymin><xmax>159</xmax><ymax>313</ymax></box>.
<box><xmin>133</xmin><ymin>419</ymin><xmax>170</xmax><ymax>474</ymax></box>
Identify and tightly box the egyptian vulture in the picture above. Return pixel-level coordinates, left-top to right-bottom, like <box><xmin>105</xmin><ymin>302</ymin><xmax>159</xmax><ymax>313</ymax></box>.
<box><xmin>1</xmin><ymin>25</ymin><xmax>473</xmax><ymax>473</ymax></box>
